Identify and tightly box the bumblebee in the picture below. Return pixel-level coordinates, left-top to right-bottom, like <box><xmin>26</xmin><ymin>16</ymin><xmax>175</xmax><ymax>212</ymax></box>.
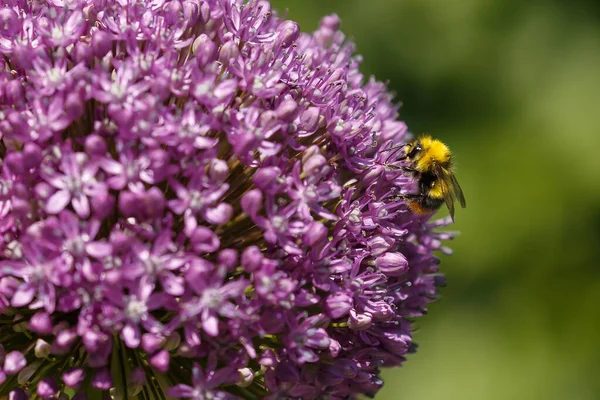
<box><xmin>384</xmin><ymin>135</ymin><xmax>466</xmax><ymax>220</ymax></box>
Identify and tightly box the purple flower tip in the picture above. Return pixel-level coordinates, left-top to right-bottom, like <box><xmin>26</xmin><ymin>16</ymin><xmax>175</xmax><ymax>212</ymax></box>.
<box><xmin>91</xmin><ymin>368</ymin><xmax>112</xmax><ymax>390</ymax></box>
<box><xmin>149</xmin><ymin>350</ymin><xmax>170</xmax><ymax>373</ymax></box>
<box><xmin>3</xmin><ymin>351</ymin><xmax>26</xmax><ymax>375</ymax></box>
<box><xmin>7</xmin><ymin>389</ymin><xmax>28</xmax><ymax>400</ymax></box>
<box><xmin>62</xmin><ymin>368</ymin><xmax>85</xmax><ymax>388</ymax></box>
<box><xmin>37</xmin><ymin>377</ymin><xmax>59</xmax><ymax>398</ymax></box>
<box><xmin>29</xmin><ymin>312</ymin><xmax>53</xmax><ymax>335</ymax></box>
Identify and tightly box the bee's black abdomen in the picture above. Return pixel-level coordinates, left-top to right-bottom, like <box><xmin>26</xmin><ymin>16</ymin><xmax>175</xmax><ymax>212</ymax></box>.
<box><xmin>417</xmin><ymin>195</ymin><xmax>444</xmax><ymax>211</ymax></box>
<box><xmin>404</xmin><ymin>192</ymin><xmax>444</xmax><ymax>214</ymax></box>
<box><xmin>419</xmin><ymin>172</ymin><xmax>437</xmax><ymax>193</ymax></box>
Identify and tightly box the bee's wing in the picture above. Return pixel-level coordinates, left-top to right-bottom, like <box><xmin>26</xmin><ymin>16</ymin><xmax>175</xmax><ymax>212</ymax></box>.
<box><xmin>442</xmin><ymin>181</ymin><xmax>456</xmax><ymax>221</ymax></box>
<box><xmin>433</xmin><ymin>164</ymin><xmax>465</xmax><ymax>221</ymax></box>
<box><xmin>450</xmin><ymin>174</ymin><xmax>466</xmax><ymax>208</ymax></box>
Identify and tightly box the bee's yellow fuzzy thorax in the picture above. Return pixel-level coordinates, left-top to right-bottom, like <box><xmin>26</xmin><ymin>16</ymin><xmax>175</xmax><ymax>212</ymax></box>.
<box><xmin>414</xmin><ymin>136</ymin><xmax>452</xmax><ymax>172</ymax></box>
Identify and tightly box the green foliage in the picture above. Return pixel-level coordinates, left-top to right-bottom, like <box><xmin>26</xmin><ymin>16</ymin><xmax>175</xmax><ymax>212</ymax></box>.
<box><xmin>272</xmin><ymin>0</ymin><xmax>600</xmax><ymax>398</ymax></box>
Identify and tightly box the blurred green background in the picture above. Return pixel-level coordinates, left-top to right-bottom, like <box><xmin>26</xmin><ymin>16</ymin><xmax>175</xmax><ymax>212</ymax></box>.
<box><xmin>271</xmin><ymin>0</ymin><xmax>600</xmax><ymax>399</ymax></box>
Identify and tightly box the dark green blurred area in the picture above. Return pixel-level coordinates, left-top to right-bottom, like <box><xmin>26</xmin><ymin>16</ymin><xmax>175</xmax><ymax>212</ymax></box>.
<box><xmin>271</xmin><ymin>0</ymin><xmax>600</xmax><ymax>399</ymax></box>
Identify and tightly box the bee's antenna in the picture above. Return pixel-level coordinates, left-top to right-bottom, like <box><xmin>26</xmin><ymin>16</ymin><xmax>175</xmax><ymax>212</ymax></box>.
<box><xmin>379</xmin><ymin>143</ymin><xmax>408</xmax><ymax>153</ymax></box>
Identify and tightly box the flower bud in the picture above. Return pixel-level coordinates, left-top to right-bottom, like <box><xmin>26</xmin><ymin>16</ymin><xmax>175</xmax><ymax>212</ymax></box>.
<box><xmin>84</xmin><ymin>134</ymin><xmax>107</xmax><ymax>156</ymax></box>
<box><xmin>208</xmin><ymin>158</ymin><xmax>229</xmax><ymax>182</ymax></box>
<box><xmin>56</xmin><ymin>329</ymin><xmax>77</xmax><ymax>350</ymax></box>
<box><xmin>324</xmin><ymin>292</ymin><xmax>353</xmax><ymax>319</ymax></box>
<box><xmin>72</xmin><ymin>41</ymin><xmax>92</xmax><ymax>63</ymax></box>
<box><xmin>194</xmin><ymin>34</ymin><xmax>217</xmax><ymax>67</ymax></box>
<box><xmin>375</xmin><ymin>252</ymin><xmax>408</xmax><ymax>276</ymax></box>
<box><xmin>145</xmin><ymin>187</ymin><xmax>166</xmax><ymax>217</ymax></box>
<box><xmin>275</xmin><ymin>20</ymin><xmax>300</xmax><ymax>48</ymax></box>
<box><xmin>164</xmin><ymin>0</ymin><xmax>183</xmax><ymax>24</ymax></box>
<box><xmin>218</xmin><ymin>40</ymin><xmax>239</xmax><ymax>65</ymax></box>
<box><xmin>259</xmin><ymin>349</ymin><xmax>277</xmax><ymax>368</ymax></box>
<box><xmin>4</xmin><ymin>152</ymin><xmax>24</xmax><ymax>176</ymax></box>
<box><xmin>203</xmin><ymin>202</ymin><xmax>233</xmax><ymax>224</ymax></box>
<box><xmin>91</xmin><ymin>30</ymin><xmax>112</xmax><ymax>57</ymax></box>
<box><xmin>183</xmin><ymin>1</ymin><xmax>201</xmax><ymax>27</ymax></box>
<box><xmin>241</xmin><ymin>190</ymin><xmax>262</xmax><ymax>220</ymax></box>
<box><xmin>365</xmin><ymin>300</ymin><xmax>394</xmax><ymax>321</ymax></box>
<box><xmin>118</xmin><ymin>190</ymin><xmax>137</xmax><ymax>217</ymax></box>
<box><xmin>218</xmin><ymin>248</ymin><xmax>238</xmax><ymax>269</ymax></box>
<box><xmin>91</xmin><ymin>368</ymin><xmax>112</xmax><ymax>390</ymax></box>
<box><xmin>275</xmin><ymin>99</ymin><xmax>298</xmax><ymax>121</ymax></box>
<box><xmin>253</xmin><ymin>167</ymin><xmax>281</xmax><ymax>193</ymax></box>
<box><xmin>65</xmin><ymin>91</ymin><xmax>85</xmax><ymax>119</ymax></box>
<box><xmin>237</xmin><ymin>367</ymin><xmax>254</xmax><ymax>387</ymax></box>
<box><xmin>321</xmin><ymin>14</ymin><xmax>341</xmax><ymax>31</ymax></box>
<box><xmin>329</xmin><ymin>338</ymin><xmax>341</xmax><ymax>357</ymax></box>
<box><xmin>5</xmin><ymin>80</ymin><xmax>24</xmax><ymax>106</ymax></box>
<box><xmin>3</xmin><ymin>351</ymin><xmax>26</xmax><ymax>375</ymax></box>
<box><xmin>22</xmin><ymin>143</ymin><xmax>42</xmax><ymax>170</ymax></box>
<box><xmin>199</xmin><ymin>0</ymin><xmax>210</xmax><ymax>22</ymax></box>
<box><xmin>302</xmin><ymin>153</ymin><xmax>327</xmax><ymax>176</ymax></box>
<box><xmin>367</xmin><ymin>235</ymin><xmax>394</xmax><ymax>257</ymax></box>
<box><xmin>7</xmin><ymin>389</ymin><xmax>27</xmax><ymax>400</ymax></box>
<box><xmin>303</xmin><ymin>221</ymin><xmax>328</xmax><ymax>247</ymax></box>
<box><xmin>91</xmin><ymin>192</ymin><xmax>115</xmax><ymax>220</ymax></box>
<box><xmin>190</xmin><ymin>227</ymin><xmax>220</xmax><ymax>253</ymax></box>
<box><xmin>37</xmin><ymin>377</ymin><xmax>59</xmax><ymax>398</ymax></box>
<box><xmin>34</xmin><ymin>339</ymin><xmax>51</xmax><ymax>358</ymax></box>
<box><xmin>241</xmin><ymin>246</ymin><xmax>263</xmax><ymax>273</ymax></box>
<box><xmin>348</xmin><ymin>310</ymin><xmax>372</xmax><ymax>331</ymax></box>
<box><xmin>141</xmin><ymin>334</ymin><xmax>165</xmax><ymax>354</ymax></box>
<box><xmin>0</xmin><ymin>9</ymin><xmax>21</xmax><ymax>36</ymax></box>
<box><xmin>299</xmin><ymin>107</ymin><xmax>320</xmax><ymax>133</ymax></box>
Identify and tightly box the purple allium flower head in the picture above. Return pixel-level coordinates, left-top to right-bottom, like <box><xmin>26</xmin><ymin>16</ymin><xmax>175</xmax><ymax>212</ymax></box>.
<box><xmin>0</xmin><ymin>0</ymin><xmax>457</xmax><ymax>398</ymax></box>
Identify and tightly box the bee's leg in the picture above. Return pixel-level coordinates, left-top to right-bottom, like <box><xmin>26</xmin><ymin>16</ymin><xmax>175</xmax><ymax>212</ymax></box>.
<box><xmin>380</xmin><ymin>143</ymin><xmax>408</xmax><ymax>153</ymax></box>
<box><xmin>384</xmin><ymin>164</ymin><xmax>416</xmax><ymax>172</ymax></box>
<box><xmin>393</xmin><ymin>193</ymin><xmax>442</xmax><ymax>209</ymax></box>
<box><xmin>386</xmin><ymin>165</ymin><xmax>418</xmax><ymax>177</ymax></box>
<box><xmin>390</xmin><ymin>193</ymin><xmax>420</xmax><ymax>202</ymax></box>
<box><xmin>402</xmin><ymin>166</ymin><xmax>418</xmax><ymax>175</ymax></box>
<box><xmin>401</xmin><ymin>193</ymin><xmax>421</xmax><ymax>200</ymax></box>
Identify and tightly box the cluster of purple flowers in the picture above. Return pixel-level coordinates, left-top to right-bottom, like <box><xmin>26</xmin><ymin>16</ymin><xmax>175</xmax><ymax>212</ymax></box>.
<box><xmin>0</xmin><ymin>0</ymin><xmax>455</xmax><ymax>398</ymax></box>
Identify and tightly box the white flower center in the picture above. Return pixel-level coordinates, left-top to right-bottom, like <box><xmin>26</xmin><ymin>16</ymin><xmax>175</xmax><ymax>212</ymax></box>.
<box><xmin>64</xmin><ymin>237</ymin><xmax>86</xmax><ymax>257</ymax></box>
<box><xmin>48</xmin><ymin>67</ymin><xmax>62</xmax><ymax>84</ymax></box>
<box><xmin>201</xmin><ymin>288</ymin><xmax>222</xmax><ymax>309</ymax></box>
<box><xmin>271</xmin><ymin>216</ymin><xmax>286</xmax><ymax>232</ymax></box>
<box><xmin>189</xmin><ymin>191</ymin><xmax>205</xmax><ymax>210</ymax></box>
<box><xmin>141</xmin><ymin>254</ymin><xmax>163</xmax><ymax>274</ymax></box>
<box><xmin>125</xmin><ymin>297</ymin><xmax>147</xmax><ymax>322</ymax></box>
<box><xmin>65</xmin><ymin>175</ymin><xmax>83</xmax><ymax>194</ymax></box>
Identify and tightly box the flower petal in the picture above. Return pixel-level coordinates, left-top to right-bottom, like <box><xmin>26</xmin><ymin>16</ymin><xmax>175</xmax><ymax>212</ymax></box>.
<box><xmin>161</xmin><ymin>272</ymin><xmax>185</xmax><ymax>296</ymax></box>
<box><xmin>166</xmin><ymin>384</ymin><xmax>195</xmax><ymax>397</ymax></box>
<box><xmin>85</xmin><ymin>242</ymin><xmax>112</xmax><ymax>258</ymax></box>
<box><xmin>122</xmin><ymin>323</ymin><xmax>141</xmax><ymax>348</ymax></box>
<box><xmin>45</xmin><ymin>189</ymin><xmax>71</xmax><ymax>214</ymax></box>
<box><xmin>11</xmin><ymin>285</ymin><xmax>36</xmax><ymax>308</ymax></box>
<box><xmin>72</xmin><ymin>194</ymin><xmax>90</xmax><ymax>218</ymax></box>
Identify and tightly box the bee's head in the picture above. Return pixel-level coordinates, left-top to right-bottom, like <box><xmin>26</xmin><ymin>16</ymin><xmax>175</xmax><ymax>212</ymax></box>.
<box><xmin>404</xmin><ymin>135</ymin><xmax>452</xmax><ymax>169</ymax></box>
<box><xmin>404</xmin><ymin>139</ymin><xmax>423</xmax><ymax>161</ymax></box>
